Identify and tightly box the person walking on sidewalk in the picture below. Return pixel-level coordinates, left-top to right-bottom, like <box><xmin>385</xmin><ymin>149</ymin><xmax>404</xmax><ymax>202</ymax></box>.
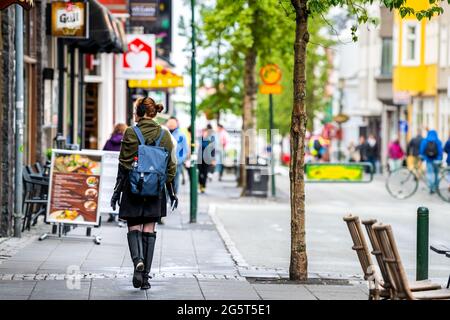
<box><xmin>103</xmin><ymin>123</ymin><xmax>127</xmax><ymax>152</ymax></box>
<box><xmin>443</xmin><ymin>134</ymin><xmax>450</xmax><ymax>191</ymax></box>
<box><xmin>198</xmin><ymin>124</ymin><xmax>216</xmax><ymax>193</ymax></box>
<box><xmin>407</xmin><ymin>130</ymin><xmax>423</xmax><ymax>170</ymax></box>
<box><xmin>419</xmin><ymin>129</ymin><xmax>443</xmax><ymax>194</ymax></box>
<box><xmin>110</xmin><ymin>97</ymin><xmax>178</xmax><ymax>290</ymax></box>
<box><xmin>216</xmin><ymin>124</ymin><xmax>229</xmax><ymax>181</ymax></box>
<box><xmin>166</xmin><ymin>117</ymin><xmax>189</xmax><ymax>194</ymax></box>
<box><xmin>388</xmin><ymin>137</ymin><xmax>405</xmax><ymax>172</ymax></box>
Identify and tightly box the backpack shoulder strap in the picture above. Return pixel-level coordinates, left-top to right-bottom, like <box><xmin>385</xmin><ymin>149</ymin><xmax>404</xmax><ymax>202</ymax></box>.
<box><xmin>155</xmin><ymin>128</ymin><xmax>166</xmax><ymax>146</ymax></box>
<box><xmin>132</xmin><ymin>126</ymin><xmax>146</xmax><ymax>145</ymax></box>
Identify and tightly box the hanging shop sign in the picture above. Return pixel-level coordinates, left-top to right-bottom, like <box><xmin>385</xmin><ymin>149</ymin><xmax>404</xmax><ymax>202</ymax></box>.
<box><xmin>259</xmin><ymin>63</ymin><xmax>282</xmax><ymax>95</ymax></box>
<box><xmin>47</xmin><ymin>150</ymin><xmax>103</xmax><ymax>226</ymax></box>
<box><xmin>129</xmin><ymin>0</ymin><xmax>159</xmax><ymax>21</ymax></box>
<box><xmin>0</xmin><ymin>0</ymin><xmax>34</xmax><ymax>10</ymax></box>
<box><xmin>128</xmin><ymin>64</ymin><xmax>183</xmax><ymax>88</ymax></box>
<box><xmin>51</xmin><ymin>1</ymin><xmax>89</xmax><ymax>38</ymax></box>
<box><xmin>117</xmin><ymin>34</ymin><xmax>156</xmax><ymax>80</ymax></box>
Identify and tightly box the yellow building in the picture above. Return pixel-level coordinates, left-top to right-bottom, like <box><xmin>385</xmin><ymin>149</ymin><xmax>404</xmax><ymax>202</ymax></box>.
<box><xmin>393</xmin><ymin>0</ymin><xmax>440</xmax><ymax>140</ymax></box>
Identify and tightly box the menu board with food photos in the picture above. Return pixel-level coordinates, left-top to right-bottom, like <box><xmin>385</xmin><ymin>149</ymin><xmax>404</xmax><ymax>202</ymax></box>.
<box><xmin>47</xmin><ymin>150</ymin><xmax>103</xmax><ymax>226</ymax></box>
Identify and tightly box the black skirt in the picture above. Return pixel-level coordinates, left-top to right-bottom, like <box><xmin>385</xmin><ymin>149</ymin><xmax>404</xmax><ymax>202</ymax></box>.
<box><xmin>118</xmin><ymin>177</ymin><xmax>167</xmax><ymax>220</ymax></box>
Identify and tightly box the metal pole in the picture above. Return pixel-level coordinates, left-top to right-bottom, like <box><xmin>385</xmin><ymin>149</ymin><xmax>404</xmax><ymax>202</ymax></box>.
<box><xmin>190</xmin><ymin>0</ymin><xmax>198</xmax><ymax>223</ymax></box>
<box><xmin>13</xmin><ymin>5</ymin><xmax>24</xmax><ymax>237</ymax></box>
<box><xmin>416</xmin><ymin>207</ymin><xmax>429</xmax><ymax>280</ymax></box>
<box><xmin>57</xmin><ymin>38</ymin><xmax>65</xmax><ymax>135</ymax></box>
<box><xmin>269</xmin><ymin>94</ymin><xmax>276</xmax><ymax>197</ymax></box>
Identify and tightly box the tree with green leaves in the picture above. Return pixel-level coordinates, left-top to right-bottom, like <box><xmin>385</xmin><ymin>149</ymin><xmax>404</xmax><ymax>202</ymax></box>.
<box><xmin>287</xmin><ymin>0</ymin><xmax>447</xmax><ymax>280</ymax></box>
<box><xmin>201</xmin><ymin>0</ymin><xmax>293</xmax><ymax>190</ymax></box>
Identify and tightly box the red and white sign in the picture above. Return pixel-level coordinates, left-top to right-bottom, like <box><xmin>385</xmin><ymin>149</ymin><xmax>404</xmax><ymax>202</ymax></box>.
<box><xmin>117</xmin><ymin>34</ymin><xmax>156</xmax><ymax>80</ymax></box>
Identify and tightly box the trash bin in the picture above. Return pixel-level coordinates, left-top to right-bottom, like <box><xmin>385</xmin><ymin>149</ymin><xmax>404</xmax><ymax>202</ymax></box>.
<box><xmin>246</xmin><ymin>161</ymin><xmax>269</xmax><ymax>197</ymax></box>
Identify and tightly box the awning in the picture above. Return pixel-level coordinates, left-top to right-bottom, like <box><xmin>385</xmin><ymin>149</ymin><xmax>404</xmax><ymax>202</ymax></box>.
<box><xmin>128</xmin><ymin>64</ymin><xmax>184</xmax><ymax>89</ymax></box>
<box><xmin>66</xmin><ymin>0</ymin><xmax>126</xmax><ymax>54</ymax></box>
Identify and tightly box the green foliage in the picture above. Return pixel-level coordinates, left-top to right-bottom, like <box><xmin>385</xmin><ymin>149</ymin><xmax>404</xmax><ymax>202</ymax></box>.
<box><xmin>257</xmin><ymin>18</ymin><xmax>334</xmax><ymax>135</ymax></box>
<box><xmin>197</xmin><ymin>0</ymin><xmax>295</xmax><ymax>118</ymax></box>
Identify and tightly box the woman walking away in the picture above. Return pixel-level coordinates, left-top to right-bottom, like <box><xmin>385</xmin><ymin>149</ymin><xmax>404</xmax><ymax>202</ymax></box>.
<box><xmin>110</xmin><ymin>97</ymin><xmax>178</xmax><ymax>290</ymax></box>
<box><xmin>103</xmin><ymin>123</ymin><xmax>127</xmax><ymax>152</ymax></box>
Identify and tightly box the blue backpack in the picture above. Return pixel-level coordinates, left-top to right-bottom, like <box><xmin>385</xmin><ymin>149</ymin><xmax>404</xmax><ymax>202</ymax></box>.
<box><xmin>129</xmin><ymin>126</ymin><xmax>169</xmax><ymax>197</ymax></box>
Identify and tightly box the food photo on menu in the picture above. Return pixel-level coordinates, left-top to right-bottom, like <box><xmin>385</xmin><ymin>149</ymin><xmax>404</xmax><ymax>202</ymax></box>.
<box><xmin>47</xmin><ymin>152</ymin><xmax>102</xmax><ymax>225</ymax></box>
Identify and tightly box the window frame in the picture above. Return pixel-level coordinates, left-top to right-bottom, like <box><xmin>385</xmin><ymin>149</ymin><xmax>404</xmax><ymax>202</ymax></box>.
<box><xmin>402</xmin><ymin>20</ymin><xmax>421</xmax><ymax>66</ymax></box>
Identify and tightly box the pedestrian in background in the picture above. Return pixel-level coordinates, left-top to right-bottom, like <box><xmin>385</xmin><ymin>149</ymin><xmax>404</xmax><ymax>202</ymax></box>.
<box><xmin>347</xmin><ymin>141</ymin><xmax>360</xmax><ymax>162</ymax></box>
<box><xmin>216</xmin><ymin>124</ymin><xmax>229</xmax><ymax>181</ymax></box>
<box><xmin>198</xmin><ymin>124</ymin><xmax>216</xmax><ymax>193</ymax></box>
<box><xmin>388</xmin><ymin>138</ymin><xmax>405</xmax><ymax>172</ymax></box>
<box><xmin>166</xmin><ymin>117</ymin><xmax>189</xmax><ymax>194</ymax></box>
<box><xmin>366</xmin><ymin>134</ymin><xmax>379</xmax><ymax>173</ymax></box>
<box><xmin>443</xmin><ymin>134</ymin><xmax>450</xmax><ymax>191</ymax></box>
<box><xmin>419</xmin><ymin>129</ymin><xmax>443</xmax><ymax>194</ymax></box>
<box><xmin>103</xmin><ymin>123</ymin><xmax>127</xmax><ymax>222</ymax></box>
<box><xmin>110</xmin><ymin>97</ymin><xmax>178</xmax><ymax>290</ymax></box>
<box><xmin>356</xmin><ymin>136</ymin><xmax>368</xmax><ymax>162</ymax></box>
<box><xmin>103</xmin><ymin>123</ymin><xmax>127</xmax><ymax>152</ymax></box>
<box><xmin>407</xmin><ymin>130</ymin><xmax>423</xmax><ymax>170</ymax></box>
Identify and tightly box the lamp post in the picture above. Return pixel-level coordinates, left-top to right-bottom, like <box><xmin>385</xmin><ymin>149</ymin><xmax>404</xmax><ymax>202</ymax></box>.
<box><xmin>337</xmin><ymin>78</ymin><xmax>345</xmax><ymax>162</ymax></box>
<box><xmin>13</xmin><ymin>5</ymin><xmax>24</xmax><ymax>237</ymax></box>
<box><xmin>190</xmin><ymin>0</ymin><xmax>198</xmax><ymax>223</ymax></box>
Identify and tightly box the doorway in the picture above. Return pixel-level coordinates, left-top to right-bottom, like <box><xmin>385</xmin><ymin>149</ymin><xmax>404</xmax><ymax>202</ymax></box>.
<box><xmin>84</xmin><ymin>83</ymin><xmax>99</xmax><ymax>150</ymax></box>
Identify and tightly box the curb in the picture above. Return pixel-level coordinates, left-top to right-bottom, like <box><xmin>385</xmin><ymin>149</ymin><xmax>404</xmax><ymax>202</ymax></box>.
<box><xmin>207</xmin><ymin>204</ymin><xmax>249</xmax><ymax>268</ymax></box>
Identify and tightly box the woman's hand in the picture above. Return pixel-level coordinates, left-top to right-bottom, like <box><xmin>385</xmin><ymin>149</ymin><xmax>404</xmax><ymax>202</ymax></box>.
<box><xmin>166</xmin><ymin>182</ymin><xmax>178</xmax><ymax>210</ymax></box>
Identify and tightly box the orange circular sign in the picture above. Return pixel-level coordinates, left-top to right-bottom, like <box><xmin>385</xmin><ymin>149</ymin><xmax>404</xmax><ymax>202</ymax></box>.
<box><xmin>260</xmin><ymin>64</ymin><xmax>282</xmax><ymax>85</ymax></box>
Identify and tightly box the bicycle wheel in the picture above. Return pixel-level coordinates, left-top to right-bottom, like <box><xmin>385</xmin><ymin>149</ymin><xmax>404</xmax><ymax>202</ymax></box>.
<box><xmin>437</xmin><ymin>169</ymin><xmax>450</xmax><ymax>202</ymax></box>
<box><xmin>386</xmin><ymin>168</ymin><xmax>419</xmax><ymax>200</ymax></box>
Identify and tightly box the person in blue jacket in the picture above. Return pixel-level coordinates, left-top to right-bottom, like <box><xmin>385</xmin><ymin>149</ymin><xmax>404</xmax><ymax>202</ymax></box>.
<box><xmin>166</xmin><ymin>117</ymin><xmax>189</xmax><ymax>194</ymax></box>
<box><xmin>419</xmin><ymin>129</ymin><xmax>443</xmax><ymax>194</ymax></box>
<box><xmin>444</xmin><ymin>135</ymin><xmax>450</xmax><ymax>192</ymax></box>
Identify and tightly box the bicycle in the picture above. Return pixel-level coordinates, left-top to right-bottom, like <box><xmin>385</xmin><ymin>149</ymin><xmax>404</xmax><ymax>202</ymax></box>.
<box><xmin>386</xmin><ymin>163</ymin><xmax>450</xmax><ymax>202</ymax></box>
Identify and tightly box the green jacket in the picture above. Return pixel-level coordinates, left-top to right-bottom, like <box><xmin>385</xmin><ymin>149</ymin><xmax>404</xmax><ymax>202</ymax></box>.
<box><xmin>119</xmin><ymin>118</ymin><xmax>176</xmax><ymax>182</ymax></box>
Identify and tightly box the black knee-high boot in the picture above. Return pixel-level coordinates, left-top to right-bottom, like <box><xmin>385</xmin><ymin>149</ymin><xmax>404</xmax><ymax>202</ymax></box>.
<box><xmin>141</xmin><ymin>232</ymin><xmax>156</xmax><ymax>290</ymax></box>
<box><xmin>127</xmin><ymin>230</ymin><xmax>145</xmax><ymax>288</ymax></box>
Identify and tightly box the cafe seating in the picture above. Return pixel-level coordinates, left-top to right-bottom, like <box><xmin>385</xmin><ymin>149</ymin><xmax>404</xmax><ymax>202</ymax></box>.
<box><xmin>343</xmin><ymin>214</ymin><xmax>442</xmax><ymax>299</ymax></box>
<box><xmin>22</xmin><ymin>163</ymin><xmax>49</xmax><ymax>231</ymax></box>
<box><xmin>373</xmin><ymin>223</ymin><xmax>450</xmax><ymax>300</ymax></box>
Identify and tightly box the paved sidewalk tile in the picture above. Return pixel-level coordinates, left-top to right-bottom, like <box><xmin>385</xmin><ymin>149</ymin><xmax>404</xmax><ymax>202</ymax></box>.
<box><xmin>304</xmin><ymin>285</ymin><xmax>368</xmax><ymax>300</ymax></box>
<box><xmin>198</xmin><ymin>280</ymin><xmax>260</xmax><ymax>300</ymax></box>
<box><xmin>0</xmin><ymin>281</ymin><xmax>36</xmax><ymax>298</ymax></box>
<box><xmin>29</xmin><ymin>280</ymin><xmax>91</xmax><ymax>300</ymax></box>
<box><xmin>252</xmin><ymin>284</ymin><xmax>317</xmax><ymax>300</ymax></box>
<box><xmin>90</xmin><ymin>278</ymin><xmax>147</xmax><ymax>300</ymax></box>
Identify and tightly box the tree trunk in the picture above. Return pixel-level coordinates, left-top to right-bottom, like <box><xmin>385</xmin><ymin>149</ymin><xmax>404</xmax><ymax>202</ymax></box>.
<box><xmin>289</xmin><ymin>0</ymin><xmax>309</xmax><ymax>281</ymax></box>
<box><xmin>239</xmin><ymin>46</ymin><xmax>257</xmax><ymax>191</ymax></box>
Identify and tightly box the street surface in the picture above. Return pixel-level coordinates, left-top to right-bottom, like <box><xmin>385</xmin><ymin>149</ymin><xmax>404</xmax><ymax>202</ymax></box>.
<box><xmin>213</xmin><ymin>171</ymin><xmax>450</xmax><ymax>282</ymax></box>
<box><xmin>0</xmin><ymin>178</ymin><xmax>368</xmax><ymax>300</ymax></box>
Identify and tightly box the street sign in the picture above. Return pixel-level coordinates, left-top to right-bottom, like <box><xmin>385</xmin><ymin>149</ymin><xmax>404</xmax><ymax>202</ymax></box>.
<box><xmin>260</xmin><ymin>64</ymin><xmax>282</xmax><ymax>85</ymax></box>
<box><xmin>259</xmin><ymin>84</ymin><xmax>282</xmax><ymax>94</ymax></box>
<box><xmin>259</xmin><ymin>64</ymin><xmax>282</xmax><ymax>95</ymax></box>
<box><xmin>117</xmin><ymin>34</ymin><xmax>156</xmax><ymax>80</ymax></box>
<box><xmin>0</xmin><ymin>0</ymin><xmax>33</xmax><ymax>10</ymax></box>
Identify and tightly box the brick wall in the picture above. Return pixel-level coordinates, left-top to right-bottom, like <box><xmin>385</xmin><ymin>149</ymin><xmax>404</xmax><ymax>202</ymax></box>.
<box><xmin>0</xmin><ymin>8</ymin><xmax>16</xmax><ymax>237</ymax></box>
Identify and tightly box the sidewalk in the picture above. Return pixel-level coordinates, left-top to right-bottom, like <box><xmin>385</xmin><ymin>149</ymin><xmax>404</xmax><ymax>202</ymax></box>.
<box><xmin>0</xmin><ymin>175</ymin><xmax>368</xmax><ymax>300</ymax></box>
